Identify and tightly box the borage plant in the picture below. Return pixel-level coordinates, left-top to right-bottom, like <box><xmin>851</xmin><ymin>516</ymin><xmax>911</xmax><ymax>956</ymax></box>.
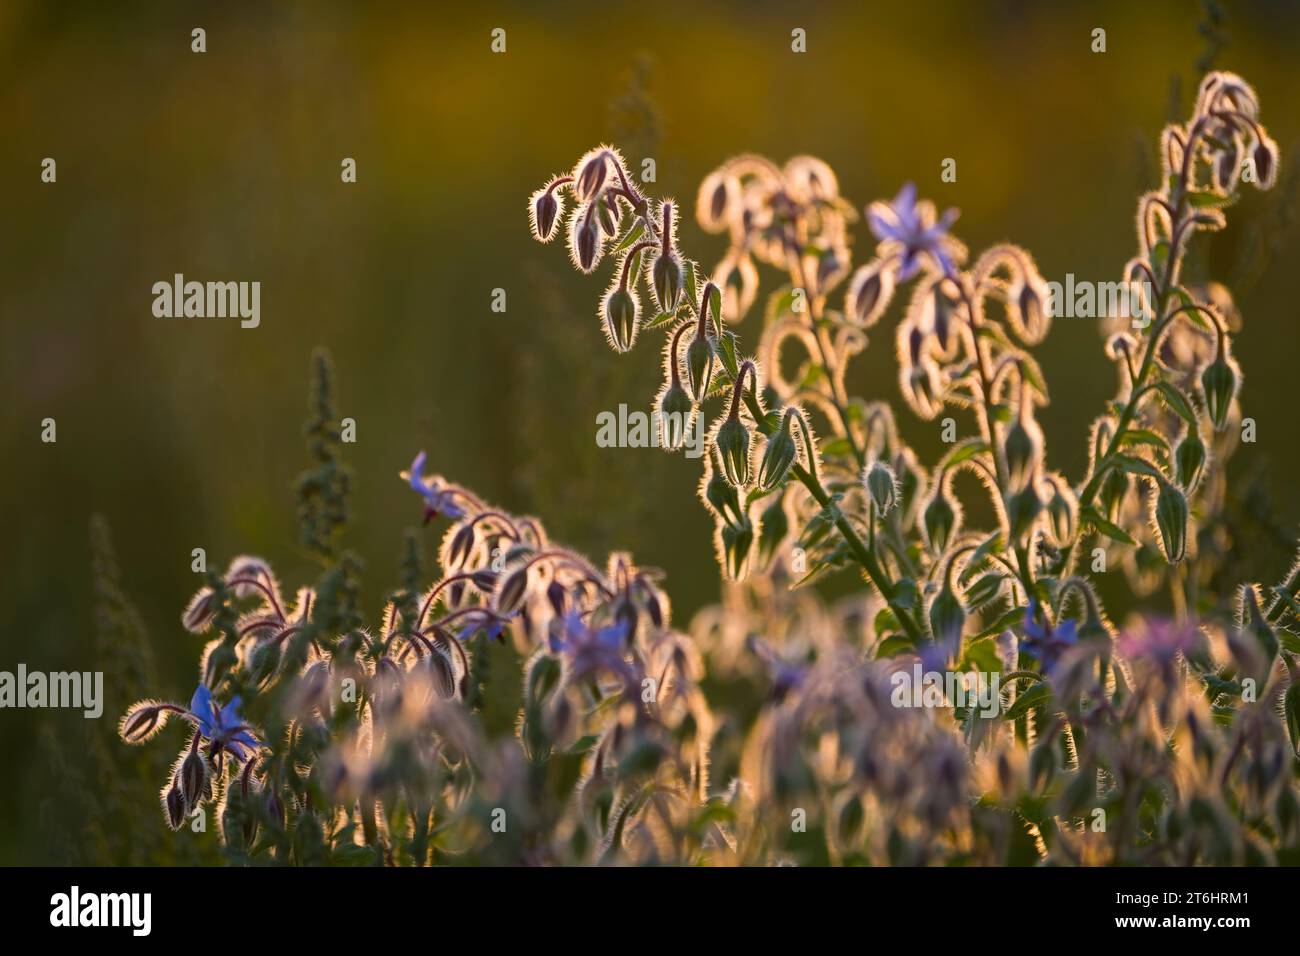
<box><xmin>116</xmin><ymin>72</ymin><xmax>1300</xmax><ymax>866</ymax></box>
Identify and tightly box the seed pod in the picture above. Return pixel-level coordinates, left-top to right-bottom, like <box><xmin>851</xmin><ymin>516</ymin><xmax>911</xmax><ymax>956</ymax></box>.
<box><xmin>1200</xmin><ymin>354</ymin><xmax>1237</xmax><ymax>430</ymax></box>
<box><xmin>685</xmin><ymin>335</ymin><xmax>715</xmax><ymax>402</ymax></box>
<box><xmin>1175</xmin><ymin>428</ymin><xmax>1207</xmax><ymax>491</ymax></box>
<box><xmin>1152</xmin><ymin>477</ymin><xmax>1188</xmax><ymax>563</ymax></box>
<box><xmin>864</xmin><ymin>460</ymin><xmax>898</xmax><ymax>515</ymax></box>
<box><xmin>649</xmin><ymin>250</ymin><xmax>684</xmax><ymax>312</ymax></box>
<box><xmin>757</xmin><ymin>411</ymin><xmax>798</xmax><ymax>491</ymax></box>
<box><xmin>602</xmin><ymin>285</ymin><xmax>641</xmax><ymax>353</ymax></box>
<box><xmin>715</xmin><ymin>417</ymin><xmax>752</xmax><ymax>487</ymax></box>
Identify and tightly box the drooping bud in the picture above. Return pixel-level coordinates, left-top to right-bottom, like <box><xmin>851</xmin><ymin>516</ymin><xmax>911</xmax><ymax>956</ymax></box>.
<box><xmin>1002</xmin><ymin>415</ymin><xmax>1041</xmax><ymax>492</ymax></box>
<box><xmin>1041</xmin><ymin>474</ymin><xmax>1078</xmax><ymax>547</ymax></box>
<box><xmin>704</xmin><ymin>449</ymin><xmax>743</xmax><ymax>525</ymax></box>
<box><xmin>225</xmin><ymin>556</ymin><xmax>272</xmax><ymax>599</ymax></box>
<box><xmin>182</xmin><ymin>587</ymin><xmax>218</xmax><ymax>633</ymax></box>
<box><xmin>119</xmin><ymin>701</ymin><xmax>170</xmax><ymax>744</ymax></box>
<box><xmin>845</xmin><ymin>260</ymin><xmax>895</xmax><ymax>328</ymax></box>
<box><xmin>568</xmin><ymin>204</ymin><xmax>603</xmax><ymax>274</ymax></box>
<box><xmin>923</xmin><ymin>485</ymin><xmax>959</xmax><ymax>554</ymax></box>
<box><xmin>179</xmin><ymin>746</ymin><xmax>206</xmax><ymax>807</ymax></box>
<box><xmin>685</xmin><ymin>335</ymin><xmax>715</xmax><ymax>402</ymax></box>
<box><xmin>720</xmin><ymin>518</ymin><xmax>754</xmax><ymax>581</ymax></box>
<box><xmin>715</xmin><ymin>416</ymin><xmax>752</xmax><ymax>487</ymax></box>
<box><xmin>657</xmin><ymin>382</ymin><xmax>694</xmax><ymax>452</ymax></box>
<box><xmin>1003</xmin><ymin>484</ymin><xmax>1044</xmax><ymax>545</ymax></box>
<box><xmin>928</xmin><ymin>584</ymin><xmax>966</xmax><ymax>652</ymax></box>
<box><xmin>494</xmin><ymin>564</ymin><xmax>531</xmax><ymax>615</ymax></box>
<box><xmin>1200</xmin><ymin>354</ymin><xmax>1237</xmax><ymax>430</ymax></box>
<box><xmin>164</xmin><ymin>779</ymin><xmax>187</xmax><ymax>830</ymax></box>
<box><xmin>1252</xmin><ymin>136</ymin><xmax>1277</xmax><ymax>188</ymax></box>
<box><xmin>864</xmin><ymin>459</ymin><xmax>898</xmax><ymax>515</ymax></box>
<box><xmin>573</xmin><ymin>149</ymin><xmax>609</xmax><ymax>202</ymax></box>
<box><xmin>529</xmin><ymin>185</ymin><xmax>563</xmax><ymax>242</ymax></box>
<box><xmin>1152</xmin><ymin>477</ymin><xmax>1188</xmax><ymax>563</ymax></box>
<box><xmin>649</xmin><ymin>250</ymin><xmax>684</xmax><ymax>313</ymax></box>
<box><xmin>757</xmin><ymin>410</ymin><xmax>798</xmax><ymax>491</ymax></box>
<box><xmin>1099</xmin><ymin>466</ymin><xmax>1130</xmax><ymax>521</ymax></box>
<box><xmin>602</xmin><ymin>284</ymin><xmax>641</xmax><ymax>353</ymax></box>
<box><xmin>756</xmin><ymin>494</ymin><xmax>789</xmax><ymax>568</ymax></box>
<box><xmin>1010</xmin><ymin>273</ymin><xmax>1051</xmax><ymax>343</ymax></box>
<box><xmin>1240</xmin><ymin>585</ymin><xmax>1279</xmax><ymax>668</ymax></box>
<box><xmin>1175</xmin><ymin>428</ymin><xmax>1208</xmax><ymax>492</ymax></box>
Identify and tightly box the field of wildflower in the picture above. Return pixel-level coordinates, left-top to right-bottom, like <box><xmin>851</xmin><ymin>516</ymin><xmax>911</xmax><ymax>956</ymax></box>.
<box><xmin>6</xmin><ymin>4</ymin><xmax>1300</xmax><ymax>879</ymax></box>
<box><xmin>100</xmin><ymin>70</ymin><xmax>1297</xmax><ymax>867</ymax></box>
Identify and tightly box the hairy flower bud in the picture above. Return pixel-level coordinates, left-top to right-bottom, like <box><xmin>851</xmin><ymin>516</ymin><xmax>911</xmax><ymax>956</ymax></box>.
<box><xmin>845</xmin><ymin>261</ymin><xmax>894</xmax><ymax>327</ymax></box>
<box><xmin>1252</xmin><ymin>136</ymin><xmax>1277</xmax><ymax>188</ymax></box>
<box><xmin>864</xmin><ymin>460</ymin><xmax>898</xmax><ymax>515</ymax></box>
<box><xmin>928</xmin><ymin>585</ymin><xmax>966</xmax><ymax>651</ymax></box>
<box><xmin>720</xmin><ymin>518</ymin><xmax>754</xmax><ymax>581</ymax></box>
<box><xmin>568</xmin><ymin>204</ymin><xmax>603</xmax><ymax>274</ymax></box>
<box><xmin>704</xmin><ymin>449</ymin><xmax>743</xmax><ymax>525</ymax></box>
<box><xmin>1175</xmin><ymin>428</ymin><xmax>1207</xmax><ymax>492</ymax></box>
<box><xmin>715</xmin><ymin>416</ymin><xmax>752</xmax><ymax>487</ymax></box>
<box><xmin>923</xmin><ymin>487</ymin><xmax>958</xmax><ymax>554</ymax></box>
<box><xmin>1002</xmin><ymin>416</ymin><xmax>1041</xmax><ymax>492</ymax></box>
<box><xmin>649</xmin><ymin>250</ymin><xmax>684</xmax><ymax>312</ymax></box>
<box><xmin>573</xmin><ymin>149</ymin><xmax>609</xmax><ymax>202</ymax></box>
<box><xmin>757</xmin><ymin>411</ymin><xmax>798</xmax><ymax>491</ymax></box>
<box><xmin>1041</xmin><ymin>474</ymin><xmax>1077</xmax><ymax>547</ymax></box>
<box><xmin>529</xmin><ymin>185</ymin><xmax>563</xmax><ymax>242</ymax></box>
<box><xmin>602</xmin><ymin>284</ymin><xmax>641</xmax><ymax>353</ymax></box>
<box><xmin>1152</xmin><ymin>477</ymin><xmax>1188</xmax><ymax>563</ymax></box>
<box><xmin>1003</xmin><ymin>484</ymin><xmax>1044</xmax><ymax>545</ymax></box>
<box><xmin>164</xmin><ymin>779</ymin><xmax>187</xmax><ymax>830</ymax></box>
<box><xmin>757</xmin><ymin>494</ymin><xmax>789</xmax><ymax>568</ymax></box>
<box><xmin>1200</xmin><ymin>354</ymin><xmax>1237</xmax><ymax>431</ymax></box>
<box><xmin>685</xmin><ymin>335</ymin><xmax>715</xmax><ymax>402</ymax></box>
<box><xmin>180</xmin><ymin>748</ymin><xmax>207</xmax><ymax>808</ymax></box>
<box><xmin>657</xmin><ymin>382</ymin><xmax>694</xmax><ymax>452</ymax></box>
<box><xmin>182</xmin><ymin>587</ymin><xmax>218</xmax><ymax>633</ymax></box>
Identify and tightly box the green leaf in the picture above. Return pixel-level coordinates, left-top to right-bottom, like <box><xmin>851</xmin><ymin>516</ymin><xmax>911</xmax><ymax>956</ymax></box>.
<box><xmin>1080</xmin><ymin>505</ymin><xmax>1137</xmax><ymax>546</ymax></box>
<box><xmin>1152</xmin><ymin>380</ymin><xmax>1197</xmax><ymax>425</ymax></box>
<box><xmin>612</xmin><ymin>221</ymin><xmax>645</xmax><ymax>253</ymax></box>
<box><xmin>1004</xmin><ymin>681</ymin><xmax>1053</xmax><ymax>721</ymax></box>
<box><xmin>1117</xmin><ymin>429</ymin><xmax>1171</xmax><ymax>454</ymax></box>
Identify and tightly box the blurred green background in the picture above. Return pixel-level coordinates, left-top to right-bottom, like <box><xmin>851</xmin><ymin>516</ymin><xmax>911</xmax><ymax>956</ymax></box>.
<box><xmin>2</xmin><ymin>0</ymin><xmax>1298</xmax><ymax>863</ymax></box>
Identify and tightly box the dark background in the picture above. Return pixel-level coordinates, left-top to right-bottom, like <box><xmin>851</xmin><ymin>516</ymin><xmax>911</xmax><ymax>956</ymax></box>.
<box><xmin>2</xmin><ymin>0</ymin><xmax>1298</xmax><ymax>863</ymax></box>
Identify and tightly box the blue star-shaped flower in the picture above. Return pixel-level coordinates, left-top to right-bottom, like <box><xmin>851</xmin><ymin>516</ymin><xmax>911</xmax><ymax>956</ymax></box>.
<box><xmin>1020</xmin><ymin>599</ymin><xmax>1079</xmax><ymax>674</ymax></box>
<box><xmin>867</xmin><ymin>183</ymin><xmax>960</xmax><ymax>282</ymax></box>
<box><xmin>190</xmin><ymin>684</ymin><xmax>260</xmax><ymax>761</ymax></box>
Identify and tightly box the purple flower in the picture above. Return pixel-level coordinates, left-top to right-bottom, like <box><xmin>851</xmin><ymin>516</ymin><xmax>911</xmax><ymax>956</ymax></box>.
<box><xmin>549</xmin><ymin>610</ymin><xmax>632</xmax><ymax>684</ymax></box>
<box><xmin>1117</xmin><ymin>618</ymin><xmax>1198</xmax><ymax>665</ymax></box>
<box><xmin>1020</xmin><ymin>599</ymin><xmax>1078</xmax><ymax>674</ymax></box>
<box><xmin>190</xmin><ymin>684</ymin><xmax>260</xmax><ymax>761</ymax></box>
<box><xmin>867</xmin><ymin>183</ymin><xmax>960</xmax><ymax>282</ymax></box>
<box><xmin>401</xmin><ymin>451</ymin><xmax>466</xmax><ymax>522</ymax></box>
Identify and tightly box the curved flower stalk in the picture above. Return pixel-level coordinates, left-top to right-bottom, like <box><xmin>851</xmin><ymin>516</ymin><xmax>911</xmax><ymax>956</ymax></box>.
<box><xmin>524</xmin><ymin>70</ymin><xmax>1293</xmax><ymax>699</ymax></box>
<box><xmin>120</xmin><ymin>441</ymin><xmax>716</xmax><ymax>864</ymax></box>
<box><xmin>684</xmin><ymin>569</ymin><xmax>1300</xmax><ymax>865</ymax></box>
